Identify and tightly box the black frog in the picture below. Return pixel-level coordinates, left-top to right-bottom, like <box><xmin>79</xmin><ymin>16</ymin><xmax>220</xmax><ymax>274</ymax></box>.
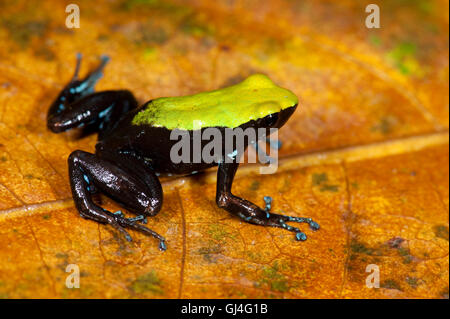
<box><xmin>47</xmin><ymin>54</ymin><xmax>319</xmax><ymax>250</ymax></box>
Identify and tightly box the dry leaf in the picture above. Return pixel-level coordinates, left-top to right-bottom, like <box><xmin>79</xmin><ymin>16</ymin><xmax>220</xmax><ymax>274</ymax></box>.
<box><xmin>0</xmin><ymin>0</ymin><xmax>448</xmax><ymax>298</ymax></box>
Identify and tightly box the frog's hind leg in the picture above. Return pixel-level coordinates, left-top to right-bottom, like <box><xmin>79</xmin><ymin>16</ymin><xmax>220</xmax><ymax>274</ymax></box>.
<box><xmin>216</xmin><ymin>161</ymin><xmax>319</xmax><ymax>241</ymax></box>
<box><xmin>47</xmin><ymin>54</ymin><xmax>138</xmax><ymax>137</ymax></box>
<box><xmin>68</xmin><ymin>150</ymin><xmax>166</xmax><ymax>250</ymax></box>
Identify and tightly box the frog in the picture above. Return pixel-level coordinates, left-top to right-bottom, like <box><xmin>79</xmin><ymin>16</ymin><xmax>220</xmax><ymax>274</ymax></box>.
<box><xmin>47</xmin><ymin>54</ymin><xmax>319</xmax><ymax>251</ymax></box>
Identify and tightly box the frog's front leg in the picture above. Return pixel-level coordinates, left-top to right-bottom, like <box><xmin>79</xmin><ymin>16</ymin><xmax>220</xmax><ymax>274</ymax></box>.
<box><xmin>47</xmin><ymin>54</ymin><xmax>138</xmax><ymax>138</ymax></box>
<box><xmin>216</xmin><ymin>162</ymin><xmax>319</xmax><ymax>241</ymax></box>
<box><xmin>68</xmin><ymin>150</ymin><xmax>166</xmax><ymax>250</ymax></box>
<box><xmin>47</xmin><ymin>53</ymin><xmax>109</xmax><ymax>119</ymax></box>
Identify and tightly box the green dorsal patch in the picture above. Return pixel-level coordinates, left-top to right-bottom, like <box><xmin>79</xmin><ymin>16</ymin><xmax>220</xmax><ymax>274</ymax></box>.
<box><xmin>132</xmin><ymin>74</ymin><xmax>298</xmax><ymax>130</ymax></box>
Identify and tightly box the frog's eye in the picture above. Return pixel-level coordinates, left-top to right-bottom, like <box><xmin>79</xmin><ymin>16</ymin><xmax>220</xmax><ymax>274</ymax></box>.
<box><xmin>265</xmin><ymin>113</ymin><xmax>279</xmax><ymax>127</ymax></box>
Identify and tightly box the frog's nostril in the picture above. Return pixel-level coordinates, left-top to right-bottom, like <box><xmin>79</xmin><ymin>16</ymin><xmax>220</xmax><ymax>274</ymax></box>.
<box><xmin>48</xmin><ymin>115</ymin><xmax>72</xmax><ymax>133</ymax></box>
<box><xmin>47</xmin><ymin>116</ymin><xmax>63</xmax><ymax>133</ymax></box>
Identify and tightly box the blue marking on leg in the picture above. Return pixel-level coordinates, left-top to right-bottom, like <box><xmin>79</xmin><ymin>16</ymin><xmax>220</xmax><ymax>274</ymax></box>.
<box><xmin>286</xmin><ymin>216</ymin><xmax>320</xmax><ymax>231</ymax></box>
<box><xmin>100</xmin><ymin>54</ymin><xmax>110</xmax><ymax>63</ymax></box>
<box><xmin>69</xmin><ymin>54</ymin><xmax>111</xmax><ymax>95</ymax></box>
<box><xmin>113</xmin><ymin>210</ymin><xmax>124</xmax><ymax>217</ymax></box>
<box><xmin>263</xmin><ymin>196</ymin><xmax>272</xmax><ymax>210</ymax></box>
<box><xmin>125</xmin><ymin>215</ymin><xmax>148</xmax><ymax>224</ymax></box>
<box><xmin>71</xmin><ymin>53</ymin><xmax>82</xmax><ymax>81</ymax></box>
<box><xmin>238</xmin><ymin>212</ymin><xmax>254</xmax><ymax>223</ymax></box>
<box><xmin>266</xmin><ymin>138</ymin><xmax>282</xmax><ymax>150</ymax></box>
<box><xmin>309</xmin><ymin>221</ymin><xmax>320</xmax><ymax>230</ymax></box>
<box><xmin>85</xmin><ymin>55</ymin><xmax>110</xmax><ymax>85</ymax></box>
<box><xmin>98</xmin><ymin>105</ymin><xmax>113</xmax><ymax>119</ymax></box>
<box><xmin>70</xmin><ymin>81</ymin><xmax>90</xmax><ymax>94</ymax></box>
<box><xmin>159</xmin><ymin>240</ymin><xmax>167</xmax><ymax>251</ymax></box>
<box><xmin>295</xmin><ymin>232</ymin><xmax>307</xmax><ymax>241</ymax></box>
<box><xmin>278</xmin><ymin>218</ymin><xmax>303</xmax><ymax>235</ymax></box>
<box><xmin>127</xmin><ymin>215</ymin><xmax>146</xmax><ymax>223</ymax></box>
<box><xmin>263</xmin><ymin>196</ymin><xmax>272</xmax><ymax>218</ymax></box>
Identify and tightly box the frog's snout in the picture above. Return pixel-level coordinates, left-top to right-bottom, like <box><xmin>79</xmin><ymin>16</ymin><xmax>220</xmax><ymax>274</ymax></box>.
<box><xmin>47</xmin><ymin>115</ymin><xmax>66</xmax><ymax>133</ymax></box>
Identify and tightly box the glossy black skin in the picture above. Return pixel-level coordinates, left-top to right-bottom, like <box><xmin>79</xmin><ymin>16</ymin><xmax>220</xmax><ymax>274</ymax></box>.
<box><xmin>47</xmin><ymin>55</ymin><xmax>319</xmax><ymax>250</ymax></box>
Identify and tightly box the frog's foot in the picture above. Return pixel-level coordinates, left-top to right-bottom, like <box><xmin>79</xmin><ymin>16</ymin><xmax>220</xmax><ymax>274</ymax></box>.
<box><xmin>110</xmin><ymin>212</ymin><xmax>166</xmax><ymax>250</ymax></box>
<box><xmin>261</xmin><ymin>196</ymin><xmax>319</xmax><ymax>241</ymax></box>
<box><xmin>89</xmin><ymin>208</ymin><xmax>165</xmax><ymax>250</ymax></box>
<box><xmin>100</xmin><ymin>209</ymin><xmax>166</xmax><ymax>250</ymax></box>
<box><xmin>219</xmin><ymin>194</ymin><xmax>320</xmax><ymax>241</ymax></box>
<box><xmin>79</xmin><ymin>206</ymin><xmax>166</xmax><ymax>250</ymax></box>
<box><xmin>125</xmin><ymin>214</ymin><xmax>148</xmax><ymax>225</ymax></box>
<box><xmin>217</xmin><ymin>162</ymin><xmax>319</xmax><ymax>242</ymax></box>
<box><xmin>265</xmin><ymin>211</ymin><xmax>320</xmax><ymax>241</ymax></box>
<box><xmin>73</xmin><ymin>54</ymin><xmax>110</xmax><ymax>94</ymax></box>
<box><xmin>68</xmin><ymin>53</ymin><xmax>110</xmax><ymax>95</ymax></box>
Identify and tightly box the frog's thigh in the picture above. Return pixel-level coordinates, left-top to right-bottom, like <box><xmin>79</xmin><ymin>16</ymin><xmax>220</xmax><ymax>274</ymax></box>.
<box><xmin>69</xmin><ymin>150</ymin><xmax>162</xmax><ymax>217</ymax></box>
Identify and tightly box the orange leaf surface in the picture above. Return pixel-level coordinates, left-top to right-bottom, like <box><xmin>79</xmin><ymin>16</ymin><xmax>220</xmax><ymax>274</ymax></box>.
<box><xmin>0</xmin><ymin>0</ymin><xmax>448</xmax><ymax>299</ymax></box>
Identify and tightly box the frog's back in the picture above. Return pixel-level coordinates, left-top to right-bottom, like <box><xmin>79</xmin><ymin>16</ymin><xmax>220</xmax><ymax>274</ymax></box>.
<box><xmin>131</xmin><ymin>74</ymin><xmax>298</xmax><ymax>131</ymax></box>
